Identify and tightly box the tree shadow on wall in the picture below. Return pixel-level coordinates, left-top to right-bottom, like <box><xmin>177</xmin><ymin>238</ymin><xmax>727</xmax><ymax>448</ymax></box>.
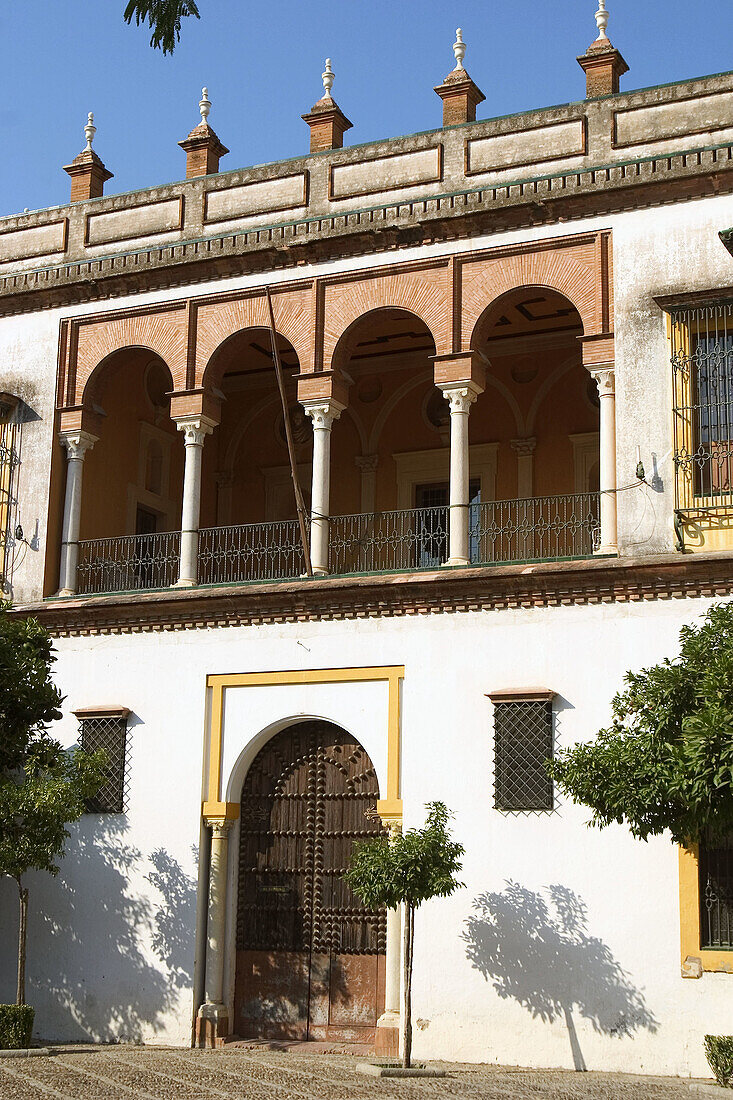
<box><xmin>461</xmin><ymin>882</ymin><xmax>658</xmax><ymax>1071</ymax></box>
<box><xmin>32</xmin><ymin>819</ymin><xmax>197</xmax><ymax>1042</ymax></box>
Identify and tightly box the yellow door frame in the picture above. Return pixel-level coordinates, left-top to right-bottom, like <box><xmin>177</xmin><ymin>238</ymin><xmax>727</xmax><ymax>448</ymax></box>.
<box><xmin>201</xmin><ymin>665</ymin><xmax>405</xmax><ymax>825</ymax></box>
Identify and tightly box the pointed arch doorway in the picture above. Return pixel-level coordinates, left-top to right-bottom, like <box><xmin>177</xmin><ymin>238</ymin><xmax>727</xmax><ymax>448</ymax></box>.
<box><xmin>234</xmin><ymin>720</ymin><xmax>387</xmax><ymax>1041</ymax></box>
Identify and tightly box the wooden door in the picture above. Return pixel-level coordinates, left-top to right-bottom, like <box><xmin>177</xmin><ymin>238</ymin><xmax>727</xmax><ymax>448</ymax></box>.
<box><xmin>234</xmin><ymin>721</ymin><xmax>386</xmax><ymax>1041</ymax></box>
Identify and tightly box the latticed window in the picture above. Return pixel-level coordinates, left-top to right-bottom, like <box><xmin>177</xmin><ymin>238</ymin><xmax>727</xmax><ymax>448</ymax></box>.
<box><xmin>76</xmin><ymin>707</ymin><xmax>131</xmax><ymax>813</ymax></box>
<box><xmin>671</xmin><ymin>303</ymin><xmax>733</xmax><ymax>544</ymax></box>
<box><xmin>699</xmin><ymin>833</ymin><xmax>733</xmax><ymax>949</ymax></box>
<box><xmin>0</xmin><ymin>393</ymin><xmax>20</xmax><ymax>592</ymax></box>
<box><xmin>489</xmin><ymin>690</ymin><xmax>555</xmax><ymax>812</ymax></box>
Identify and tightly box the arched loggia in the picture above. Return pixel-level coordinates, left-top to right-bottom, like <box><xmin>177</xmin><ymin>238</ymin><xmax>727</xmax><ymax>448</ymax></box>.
<box><xmin>58</xmin><ymin>347</ymin><xmax>181</xmax><ymax>595</ymax></box>
<box><xmin>467</xmin><ymin>286</ymin><xmax>603</xmax><ymax>561</ymax></box>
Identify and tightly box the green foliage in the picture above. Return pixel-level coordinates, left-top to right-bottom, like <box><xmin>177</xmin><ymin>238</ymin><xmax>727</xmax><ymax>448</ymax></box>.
<box><xmin>0</xmin><ymin>602</ymin><xmax>62</xmax><ymax>774</ymax></box>
<box><xmin>547</xmin><ymin>602</ymin><xmax>733</xmax><ymax>845</ymax></box>
<box><xmin>0</xmin><ymin>603</ymin><xmax>105</xmax><ymax>1004</ymax></box>
<box><xmin>0</xmin><ymin>1005</ymin><xmax>34</xmax><ymax>1050</ymax></box>
<box><xmin>704</xmin><ymin>1036</ymin><xmax>733</xmax><ymax>1088</ymax></box>
<box><xmin>123</xmin><ymin>0</ymin><xmax>200</xmax><ymax>53</ymax></box>
<box><xmin>0</xmin><ymin>738</ymin><xmax>106</xmax><ymax>884</ymax></box>
<box><xmin>345</xmin><ymin>801</ymin><xmax>464</xmax><ymax>911</ymax></box>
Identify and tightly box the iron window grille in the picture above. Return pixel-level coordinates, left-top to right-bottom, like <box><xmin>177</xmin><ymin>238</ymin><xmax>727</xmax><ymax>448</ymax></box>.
<box><xmin>76</xmin><ymin>707</ymin><xmax>131</xmax><ymax>813</ymax></box>
<box><xmin>671</xmin><ymin>302</ymin><xmax>733</xmax><ymax>544</ymax></box>
<box><xmin>489</xmin><ymin>690</ymin><xmax>555</xmax><ymax>812</ymax></box>
<box><xmin>699</xmin><ymin>832</ymin><xmax>733</xmax><ymax>950</ymax></box>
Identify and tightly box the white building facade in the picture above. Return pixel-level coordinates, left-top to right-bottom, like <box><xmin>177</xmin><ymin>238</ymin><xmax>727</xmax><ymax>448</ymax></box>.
<box><xmin>2</xmin><ymin>15</ymin><xmax>733</xmax><ymax>1079</ymax></box>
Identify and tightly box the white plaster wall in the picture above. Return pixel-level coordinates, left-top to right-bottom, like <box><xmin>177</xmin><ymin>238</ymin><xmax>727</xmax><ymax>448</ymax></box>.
<box><xmin>0</xmin><ymin>595</ymin><xmax>731</xmax><ymax>1077</ymax></box>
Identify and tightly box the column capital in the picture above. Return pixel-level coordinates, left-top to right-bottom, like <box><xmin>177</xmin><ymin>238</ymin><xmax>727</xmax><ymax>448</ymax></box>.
<box><xmin>59</xmin><ymin>429</ymin><xmax>98</xmax><ymax>460</ymax></box>
<box><xmin>510</xmin><ymin>436</ymin><xmax>537</xmax><ymax>457</ymax></box>
<box><xmin>302</xmin><ymin>399</ymin><xmax>345</xmax><ymax>431</ymax></box>
<box><xmin>590</xmin><ymin>365</ymin><xmax>615</xmax><ymax>396</ymax></box>
<box><xmin>441</xmin><ymin>382</ymin><xmax>481</xmax><ymax>414</ymax></box>
<box><xmin>205</xmin><ymin>817</ymin><xmax>235</xmax><ymax>838</ymax></box>
<box><xmin>355</xmin><ymin>453</ymin><xmax>379</xmax><ymax>473</ymax></box>
<box><xmin>175</xmin><ymin>415</ymin><xmax>217</xmax><ymax>446</ymax></box>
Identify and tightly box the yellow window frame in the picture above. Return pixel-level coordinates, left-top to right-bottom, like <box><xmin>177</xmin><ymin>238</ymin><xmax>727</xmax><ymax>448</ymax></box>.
<box><xmin>679</xmin><ymin>844</ymin><xmax>733</xmax><ymax>974</ymax></box>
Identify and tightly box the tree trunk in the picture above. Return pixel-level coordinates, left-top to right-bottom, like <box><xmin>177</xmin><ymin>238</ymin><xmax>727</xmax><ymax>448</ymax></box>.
<box><xmin>402</xmin><ymin>903</ymin><xmax>414</xmax><ymax>1069</ymax></box>
<box><xmin>16</xmin><ymin>878</ymin><xmax>28</xmax><ymax>1007</ymax></box>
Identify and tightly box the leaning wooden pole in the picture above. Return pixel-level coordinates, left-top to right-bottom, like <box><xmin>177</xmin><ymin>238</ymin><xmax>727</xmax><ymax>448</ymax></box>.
<box><xmin>265</xmin><ymin>286</ymin><xmax>313</xmax><ymax>577</ymax></box>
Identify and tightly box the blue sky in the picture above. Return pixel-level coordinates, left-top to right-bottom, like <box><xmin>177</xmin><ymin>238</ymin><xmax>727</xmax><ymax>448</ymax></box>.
<box><xmin>2</xmin><ymin>1</ymin><xmax>731</xmax><ymax>217</ymax></box>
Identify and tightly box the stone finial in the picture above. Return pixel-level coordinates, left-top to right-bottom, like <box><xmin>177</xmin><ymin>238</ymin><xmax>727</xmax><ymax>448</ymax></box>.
<box><xmin>577</xmin><ymin>0</ymin><xmax>628</xmax><ymax>98</ymax></box>
<box><xmin>179</xmin><ymin>85</ymin><xmax>229</xmax><ymax>178</ymax></box>
<box><xmin>594</xmin><ymin>0</ymin><xmax>610</xmax><ymax>40</ymax></box>
<box><xmin>302</xmin><ymin>57</ymin><xmax>353</xmax><ymax>152</ymax></box>
<box><xmin>84</xmin><ymin>112</ymin><xmax>96</xmax><ymax>152</ymax></box>
<box><xmin>322</xmin><ymin>59</ymin><xmax>335</xmax><ymax>98</ymax></box>
<box><xmin>63</xmin><ymin>111</ymin><xmax>113</xmax><ymax>202</ymax></box>
<box><xmin>434</xmin><ymin>26</ymin><xmax>485</xmax><ymax>127</ymax></box>
<box><xmin>453</xmin><ymin>28</ymin><xmax>466</xmax><ymax>71</ymax></box>
<box><xmin>199</xmin><ymin>87</ymin><xmax>211</xmax><ymax>123</ymax></box>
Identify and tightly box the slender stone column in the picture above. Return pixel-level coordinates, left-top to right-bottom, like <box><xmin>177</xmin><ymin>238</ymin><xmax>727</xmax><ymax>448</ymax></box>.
<box><xmin>302</xmin><ymin>399</ymin><xmax>344</xmax><ymax>575</ymax></box>
<box><xmin>58</xmin><ymin>430</ymin><xmax>98</xmax><ymax>596</ymax></box>
<box><xmin>441</xmin><ymin>384</ymin><xmax>481</xmax><ymax>566</ymax></box>
<box><xmin>376</xmin><ymin>823</ymin><xmax>402</xmax><ymax>1057</ymax></box>
<box><xmin>174</xmin><ymin>416</ymin><xmax>215</xmax><ymax>587</ymax></box>
<box><xmin>511</xmin><ymin>437</ymin><xmax>537</xmax><ymax>499</ymax></box>
<box><xmin>591</xmin><ymin>366</ymin><xmax>618</xmax><ymax>555</ymax></box>
<box><xmin>197</xmin><ymin>817</ymin><xmax>234</xmax><ymax>1047</ymax></box>
<box><xmin>355</xmin><ymin>454</ymin><xmax>379</xmax><ymax>514</ymax></box>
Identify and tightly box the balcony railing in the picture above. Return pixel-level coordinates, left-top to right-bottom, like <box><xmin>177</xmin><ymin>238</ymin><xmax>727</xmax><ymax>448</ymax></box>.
<box><xmin>329</xmin><ymin>506</ymin><xmax>450</xmax><ymax>574</ymax></box>
<box><xmin>470</xmin><ymin>492</ymin><xmax>601</xmax><ymax>563</ymax></box>
<box><xmin>198</xmin><ymin>520</ymin><xmax>308</xmax><ymax>585</ymax></box>
<box><xmin>71</xmin><ymin>493</ymin><xmax>601</xmax><ymax>596</ymax></box>
<box><xmin>76</xmin><ymin>531</ymin><xmax>181</xmax><ymax>595</ymax></box>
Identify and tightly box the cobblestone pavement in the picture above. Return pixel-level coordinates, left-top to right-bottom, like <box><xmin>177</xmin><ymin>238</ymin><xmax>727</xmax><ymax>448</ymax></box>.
<box><xmin>0</xmin><ymin>1049</ymin><xmax>711</xmax><ymax>1100</ymax></box>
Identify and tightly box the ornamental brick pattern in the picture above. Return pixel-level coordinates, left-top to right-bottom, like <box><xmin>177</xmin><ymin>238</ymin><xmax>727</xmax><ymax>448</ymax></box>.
<box><xmin>55</xmin><ymin>230</ymin><xmax>613</xmax><ymax>413</ymax></box>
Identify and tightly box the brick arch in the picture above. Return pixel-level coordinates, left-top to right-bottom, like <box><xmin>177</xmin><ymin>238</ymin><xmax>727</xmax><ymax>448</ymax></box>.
<box><xmin>196</xmin><ymin>288</ymin><xmax>313</xmax><ymax>387</ymax></box>
<box><xmin>74</xmin><ymin>312</ymin><xmax>188</xmax><ymax>405</ymax></box>
<box><xmin>81</xmin><ymin>345</ymin><xmax>175</xmax><ymax>409</ymax></box>
<box><xmin>323</xmin><ymin>268</ymin><xmax>450</xmax><ymax>371</ymax></box>
<box><xmin>463</xmin><ymin>251</ymin><xmax>598</xmax><ymax>351</ymax></box>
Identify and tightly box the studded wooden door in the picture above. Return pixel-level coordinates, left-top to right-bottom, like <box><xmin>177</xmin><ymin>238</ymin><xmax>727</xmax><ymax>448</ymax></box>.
<box><xmin>234</xmin><ymin>721</ymin><xmax>386</xmax><ymax>1041</ymax></box>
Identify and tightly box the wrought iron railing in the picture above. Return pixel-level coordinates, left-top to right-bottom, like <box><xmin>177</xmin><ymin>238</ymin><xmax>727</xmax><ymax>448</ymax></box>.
<box><xmin>198</xmin><ymin>520</ymin><xmax>308</xmax><ymax>585</ymax></box>
<box><xmin>329</xmin><ymin>506</ymin><xmax>450</xmax><ymax>573</ymax></box>
<box><xmin>76</xmin><ymin>531</ymin><xmax>181</xmax><ymax>594</ymax></box>
<box><xmin>470</xmin><ymin>493</ymin><xmax>601</xmax><ymax>563</ymax></box>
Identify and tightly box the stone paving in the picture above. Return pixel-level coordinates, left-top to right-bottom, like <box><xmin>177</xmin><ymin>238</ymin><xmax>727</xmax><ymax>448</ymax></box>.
<box><xmin>0</xmin><ymin>1048</ymin><xmax>714</xmax><ymax>1100</ymax></box>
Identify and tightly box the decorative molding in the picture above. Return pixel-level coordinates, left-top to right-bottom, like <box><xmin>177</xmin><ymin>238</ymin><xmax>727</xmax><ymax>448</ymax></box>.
<box><xmin>175</xmin><ymin>415</ymin><xmax>217</xmax><ymax>446</ymax></box>
<box><xmin>441</xmin><ymin>384</ymin><xmax>480</xmax><ymax>414</ymax></box>
<box><xmin>590</xmin><ymin>366</ymin><xmax>615</xmax><ymax>396</ymax></box>
<box><xmin>59</xmin><ymin>429</ymin><xmax>98</xmax><ymax>460</ymax></box>
<box><xmin>19</xmin><ymin>552</ymin><xmax>733</xmax><ymax>638</ymax></box>
<box><xmin>301</xmin><ymin>399</ymin><xmax>344</xmax><ymax>431</ymax></box>
<box><xmin>4</xmin><ymin>139</ymin><xmax>730</xmax><ymax>317</ymax></box>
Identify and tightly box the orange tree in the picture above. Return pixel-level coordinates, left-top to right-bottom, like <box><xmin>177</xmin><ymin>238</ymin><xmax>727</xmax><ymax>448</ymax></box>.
<box><xmin>345</xmin><ymin>802</ymin><xmax>464</xmax><ymax>1068</ymax></box>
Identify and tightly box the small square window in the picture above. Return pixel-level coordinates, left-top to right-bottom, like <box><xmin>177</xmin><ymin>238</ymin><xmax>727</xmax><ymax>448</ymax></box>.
<box><xmin>76</xmin><ymin>707</ymin><xmax>130</xmax><ymax>813</ymax></box>
<box><xmin>489</xmin><ymin>691</ymin><xmax>554</xmax><ymax>812</ymax></box>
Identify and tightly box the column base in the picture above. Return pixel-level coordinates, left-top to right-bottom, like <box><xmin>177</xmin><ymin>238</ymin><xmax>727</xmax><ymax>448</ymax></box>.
<box><xmin>375</xmin><ymin>1012</ymin><xmax>400</xmax><ymax>1058</ymax></box>
<box><xmin>57</xmin><ymin>588</ymin><xmax>76</xmax><ymax>597</ymax></box>
<box><xmin>594</xmin><ymin>544</ymin><xmax>618</xmax><ymax>557</ymax></box>
<box><xmin>310</xmin><ymin>567</ymin><xmax>330</xmax><ymax>577</ymax></box>
<box><xmin>443</xmin><ymin>557</ymin><xmax>470</xmax><ymax>567</ymax></box>
<box><xmin>195</xmin><ymin>1002</ymin><xmax>230</xmax><ymax>1049</ymax></box>
<box><xmin>172</xmin><ymin>578</ymin><xmax>197</xmax><ymax>588</ymax></box>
